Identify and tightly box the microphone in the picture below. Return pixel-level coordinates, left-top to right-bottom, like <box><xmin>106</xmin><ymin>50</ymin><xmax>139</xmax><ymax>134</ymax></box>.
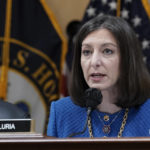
<box><xmin>68</xmin><ymin>88</ymin><xmax>102</xmax><ymax>137</ymax></box>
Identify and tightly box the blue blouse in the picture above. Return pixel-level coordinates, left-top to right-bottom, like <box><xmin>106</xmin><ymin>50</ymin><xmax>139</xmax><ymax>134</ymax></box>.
<box><xmin>47</xmin><ymin>96</ymin><xmax>150</xmax><ymax>138</ymax></box>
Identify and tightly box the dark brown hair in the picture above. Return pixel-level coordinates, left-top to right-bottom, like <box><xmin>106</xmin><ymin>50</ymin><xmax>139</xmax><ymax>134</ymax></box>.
<box><xmin>69</xmin><ymin>15</ymin><xmax>150</xmax><ymax>108</ymax></box>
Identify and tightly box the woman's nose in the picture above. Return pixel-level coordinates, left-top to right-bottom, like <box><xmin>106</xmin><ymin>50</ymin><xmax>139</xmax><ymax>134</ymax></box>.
<box><xmin>91</xmin><ymin>52</ymin><xmax>101</xmax><ymax>68</ymax></box>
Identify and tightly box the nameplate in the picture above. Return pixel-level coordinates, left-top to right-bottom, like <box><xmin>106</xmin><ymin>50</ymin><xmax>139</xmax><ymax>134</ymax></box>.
<box><xmin>0</xmin><ymin>119</ymin><xmax>34</xmax><ymax>132</ymax></box>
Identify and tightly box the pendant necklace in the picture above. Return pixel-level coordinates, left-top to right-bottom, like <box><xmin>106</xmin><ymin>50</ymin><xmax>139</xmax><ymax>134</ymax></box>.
<box><xmin>88</xmin><ymin>108</ymin><xmax>129</xmax><ymax>137</ymax></box>
<box><xmin>96</xmin><ymin>110</ymin><xmax>121</xmax><ymax>134</ymax></box>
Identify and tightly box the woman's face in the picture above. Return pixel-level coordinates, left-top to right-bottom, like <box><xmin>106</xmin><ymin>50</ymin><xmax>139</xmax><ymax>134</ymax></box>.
<box><xmin>81</xmin><ymin>28</ymin><xmax>120</xmax><ymax>92</ymax></box>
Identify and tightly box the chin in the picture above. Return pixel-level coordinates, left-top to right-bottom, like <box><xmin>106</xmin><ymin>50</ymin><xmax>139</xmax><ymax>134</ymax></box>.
<box><xmin>89</xmin><ymin>85</ymin><xmax>103</xmax><ymax>90</ymax></box>
<box><xmin>88</xmin><ymin>83</ymin><xmax>110</xmax><ymax>91</ymax></box>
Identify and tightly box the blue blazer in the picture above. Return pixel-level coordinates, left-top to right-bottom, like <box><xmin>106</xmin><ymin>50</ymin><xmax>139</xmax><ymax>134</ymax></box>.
<box><xmin>47</xmin><ymin>96</ymin><xmax>150</xmax><ymax>138</ymax></box>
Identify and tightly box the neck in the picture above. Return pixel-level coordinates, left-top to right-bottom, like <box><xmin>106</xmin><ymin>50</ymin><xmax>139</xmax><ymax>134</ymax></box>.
<box><xmin>97</xmin><ymin>89</ymin><xmax>121</xmax><ymax>114</ymax></box>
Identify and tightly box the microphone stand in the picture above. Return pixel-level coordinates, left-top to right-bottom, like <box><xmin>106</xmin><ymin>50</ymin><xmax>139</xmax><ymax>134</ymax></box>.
<box><xmin>68</xmin><ymin>88</ymin><xmax>102</xmax><ymax>137</ymax></box>
<box><xmin>68</xmin><ymin>107</ymin><xmax>92</xmax><ymax>137</ymax></box>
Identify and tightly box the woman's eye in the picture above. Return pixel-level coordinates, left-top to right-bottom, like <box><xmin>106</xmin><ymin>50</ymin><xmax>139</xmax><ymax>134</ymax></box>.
<box><xmin>82</xmin><ymin>50</ymin><xmax>92</xmax><ymax>56</ymax></box>
<box><xmin>103</xmin><ymin>48</ymin><xmax>113</xmax><ymax>55</ymax></box>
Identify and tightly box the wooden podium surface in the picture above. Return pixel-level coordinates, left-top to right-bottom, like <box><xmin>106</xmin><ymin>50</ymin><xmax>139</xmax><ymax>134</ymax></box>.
<box><xmin>0</xmin><ymin>134</ymin><xmax>150</xmax><ymax>150</ymax></box>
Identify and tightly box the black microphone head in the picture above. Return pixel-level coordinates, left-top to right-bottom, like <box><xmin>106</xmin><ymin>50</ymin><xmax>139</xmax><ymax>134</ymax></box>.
<box><xmin>83</xmin><ymin>88</ymin><xmax>102</xmax><ymax>109</ymax></box>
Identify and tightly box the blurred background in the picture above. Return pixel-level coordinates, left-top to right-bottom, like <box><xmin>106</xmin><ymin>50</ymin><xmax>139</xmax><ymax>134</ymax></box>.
<box><xmin>0</xmin><ymin>0</ymin><xmax>149</xmax><ymax>134</ymax></box>
<box><xmin>45</xmin><ymin>0</ymin><xmax>89</xmax><ymax>37</ymax></box>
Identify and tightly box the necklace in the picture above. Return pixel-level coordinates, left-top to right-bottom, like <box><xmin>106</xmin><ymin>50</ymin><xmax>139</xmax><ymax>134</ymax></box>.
<box><xmin>88</xmin><ymin>108</ymin><xmax>129</xmax><ymax>138</ymax></box>
<box><xmin>96</xmin><ymin>110</ymin><xmax>122</xmax><ymax>134</ymax></box>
